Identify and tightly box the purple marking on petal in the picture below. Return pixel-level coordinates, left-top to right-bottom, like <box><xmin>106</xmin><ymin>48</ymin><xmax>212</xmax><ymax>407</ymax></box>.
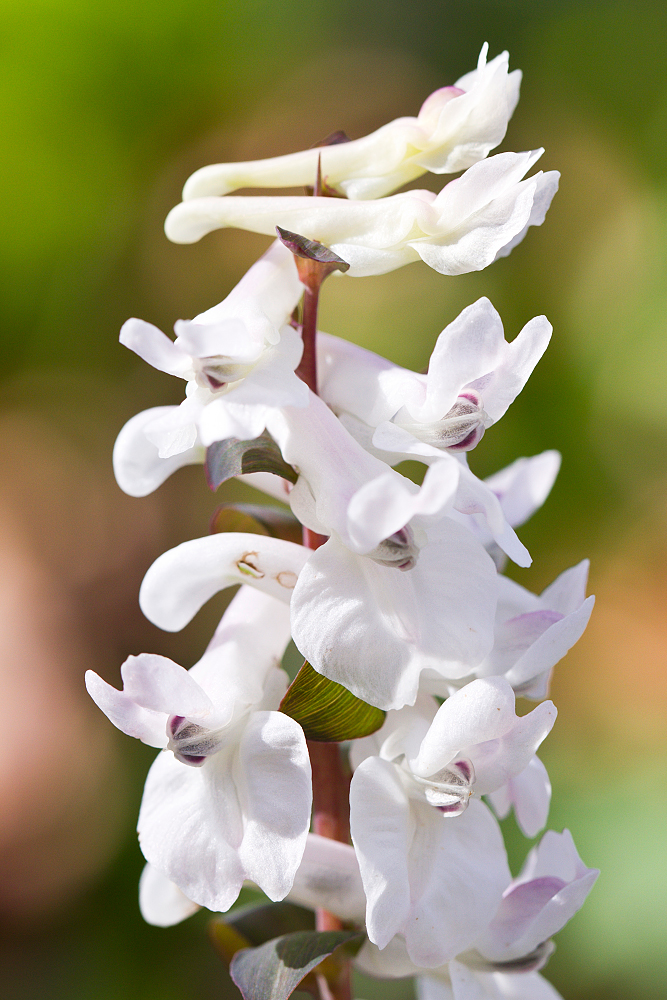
<box><xmin>451</xmin><ymin>758</ymin><xmax>474</xmax><ymax>784</ymax></box>
<box><xmin>168</xmin><ymin>715</ymin><xmax>185</xmax><ymax>738</ymax></box>
<box><xmin>458</xmin><ymin>390</ymin><xmax>482</xmax><ymax>406</ymax></box>
<box><xmin>437</xmin><ymin>800</ymin><xmax>469</xmax><ymax>816</ymax></box>
<box><xmin>173</xmin><ymin>751</ymin><xmax>208</xmax><ymax>768</ymax></box>
<box><xmin>449</xmin><ymin>425</ymin><xmax>485</xmax><ymax>452</ymax></box>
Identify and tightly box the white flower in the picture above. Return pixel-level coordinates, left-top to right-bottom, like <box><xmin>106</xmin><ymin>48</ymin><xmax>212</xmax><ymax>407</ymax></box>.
<box><xmin>181</xmin><ymin>45</ymin><xmax>521</xmax><ymax>202</ymax></box>
<box><xmin>268</xmin><ymin>393</ymin><xmax>507</xmax><ymax>709</ymax></box>
<box><xmin>348</xmin><ymin>679</ymin><xmax>556</xmax><ymax>965</ymax></box>
<box><xmin>318</xmin><ymin>298</ymin><xmax>552</xmax><ymax>455</ymax></box>
<box><xmin>165</xmin><ymin>150</ymin><xmax>559</xmax><ymax>277</ymax></box>
<box><xmin>113</xmin><ymin>240</ymin><xmax>308</xmax><ymax>496</ymax></box>
<box><xmin>86</xmin><ymin>587</ymin><xmax>312</xmax><ymax>911</ymax></box>
<box><xmin>356</xmin><ymin>829</ymin><xmax>597</xmax><ymax>998</ymax></box>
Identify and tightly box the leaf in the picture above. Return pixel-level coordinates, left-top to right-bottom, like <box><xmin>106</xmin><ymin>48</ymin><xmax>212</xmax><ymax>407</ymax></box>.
<box><xmin>229</xmin><ymin>901</ymin><xmax>316</xmax><ymax>945</ymax></box>
<box><xmin>276</xmin><ymin>227</ymin><xmax>349</xmax><ymax>271</ymax></box>
<box><xmin>210</xmin><ymin>503</ymin><xmax>303</xmax><ymax>544</ymax></box>
<box><xmin>230</xmin><ymin>929</ymin><xmax>362</xmax><ymax>1000</ymax></box>
<box><xmin>205</xmin><ymin>431</ymin><xmax>298</xmax><ymax>491</ymax></box>
<box><xmin>210</xmin><ymin>902</ymin><xmax>315</xmax><ymax>969</ymax></box>
<box><xmin>280</xmin><ymin>661</ymin><xmax>385</xmax><ymax>742</ymax></box>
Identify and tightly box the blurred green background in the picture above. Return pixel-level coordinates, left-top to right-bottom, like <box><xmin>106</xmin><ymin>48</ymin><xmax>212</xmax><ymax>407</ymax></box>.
<box><xmin>1</xmin><ymin>1</ymin><xmax>666</xmax><ymax>997</ymax></box>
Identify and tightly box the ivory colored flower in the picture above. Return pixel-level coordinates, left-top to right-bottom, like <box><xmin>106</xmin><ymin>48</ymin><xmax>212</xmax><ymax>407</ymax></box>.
<box><xmin>166</xmin><ymin>150</ymin><xmax>559</xmax><ymax>277</ymax></box>
<box><xmin>181</xmin><ymin>45</ymin><xmax>521</xmax><ymax>202</ymax></box>
<box><xmin>86</xmin><ymin>587</ymin><xmax>312</xmax><ymax>912</ymax></box>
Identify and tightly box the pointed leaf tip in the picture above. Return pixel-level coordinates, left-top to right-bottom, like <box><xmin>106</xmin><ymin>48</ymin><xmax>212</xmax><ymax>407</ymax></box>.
<box><xmin>280</xmin><ymin>662</ymin><xmax>385</xmax><ymax>742</ymax></box>
<box><xmin>230</xmin><ymin>929</ymin><xmax>362</xmax><ymax>1000</ymax></box>
<box><xmin>275</xmin><ymin>228</ymin><xmax>350</xmax><ymax>271</ymax></box>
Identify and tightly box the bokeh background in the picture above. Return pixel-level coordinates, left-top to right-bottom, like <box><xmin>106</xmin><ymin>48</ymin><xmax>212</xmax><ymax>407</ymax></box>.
<box><xmin>1</xmin><ymin>1</ymin><xmax>666</xmax><ymax>997</ymax></box>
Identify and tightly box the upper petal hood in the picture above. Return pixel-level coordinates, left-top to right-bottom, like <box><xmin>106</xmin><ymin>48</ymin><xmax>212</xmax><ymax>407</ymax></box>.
<box><xmin>180</xmin><ymin>46</ymin><xmax>521</xmax><ymax>202</ymax></box>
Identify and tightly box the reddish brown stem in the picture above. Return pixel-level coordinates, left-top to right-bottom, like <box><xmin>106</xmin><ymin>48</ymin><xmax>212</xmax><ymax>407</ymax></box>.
<box><xmin>296</xmin><ymin>283</ymin><xmax>320</xmax><ymax>395</ymax></box>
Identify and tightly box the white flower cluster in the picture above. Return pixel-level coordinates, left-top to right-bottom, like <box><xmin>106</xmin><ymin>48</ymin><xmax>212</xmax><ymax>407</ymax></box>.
<box><xmin>89</xmin><ymin>46</ymin><xmax>598</xmax><ymax>999</ymax></box>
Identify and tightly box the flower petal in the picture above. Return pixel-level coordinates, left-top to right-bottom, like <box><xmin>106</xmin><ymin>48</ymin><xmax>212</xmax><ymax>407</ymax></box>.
<box><xmin>138</xmin><ymin>746</ymin><xmax>246</xmax><ymax>911</ymax></box>
<box><xmin>349</xmin><ymin>755</ymin><xmax>412</xmax><ymax>949</ymax></box>
<box><xmin>235</xmin><ymin>711</ymin><xmax>312</xmax><ymax>901</ymax></box>
<box><xmin>139</xmin><ymin>533</ymin><xmax>310</xmax><ymax>632</ymax></box>
<box><xmin>402</xmin><ymin>800</ymin><xmax>510</xmax><ymax>967</ymax></box>
<box><xmin>113</xmin><ymin>407</ymin><xmax>204</xmax><ymax>497</ymax></box>
<box><xmin>120</xmin><ymin>318</ymin><xmax>191</xmax><ymax>377</ymax></box>
<box><xmin>138</xmin><ymin>863</ymin><xmax>200</xmax><ymax>926</ymax></box>
<box><xmin>287</xmin><ymin>835</ymin><xmax>366</xmax><ymax>922</ymax></box>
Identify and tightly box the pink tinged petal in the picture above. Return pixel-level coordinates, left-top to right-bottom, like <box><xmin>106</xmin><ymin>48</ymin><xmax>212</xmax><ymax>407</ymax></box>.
<box><xmin>113</xmin><ymin>407</ymin><xmax>204</xmax><ymax>497</ymax></box>
<box><xmin>85</xmin><ymin>669</ymin><xmax>169</xmax><ymax>748</ymax></box>
<box><xmin>120</xmin><ymin>318</ymin><xmax>192</xmax><ymax>377</ymax></box>
<box><xmin>198</xmin><ymin>399</ymin><xmax>274</xmax><ymax>446</ymax></box>
<box><xmin>518</xmin><ymin>828</ymin><xmax>593</xmax><ymax>884</ymax></box>
<box><xmin>138</xmin><ymin>746</ymin><xmax>246</xmax><ymax>912</ymax></box>
<box><xmin>287</xmin><ymin>834</ymin><xmax>366</xmax><ymax>922</ymax></box>
<box><xmin>349</xmin><ymin>756</ymin><xmax>412</xmax><ymax>950</ymax></box>
<box><xmin>194</xmin><ymin>240</ymin><xmax>302</xmax><ymax>341</ymax></box>
<box><xmin>410</xmin><ymin>678</ymin><xmax>519</xmax><ymax>778</ymax></box>
<box><xmin>291</xmin><ymin>526</ymin><xmax>497</xmax><ymax>711</ymax></box>
<box><xmin>466</xmin><ymin>701</ymin><xmax>556</xmax><ymax>795</ymax></box>
<box><xmin>235</xmin><ymin>711</ymin><xmax>312</xmax><ymax>901</ymax></box>
<box><xmin>488</xmin><ymin>756</ymin><xmax>551</xmax><ymax>838</ymax></box>
<box><xmin>479</xmin><ymin>831</ymin><xmax>599</xmax><ymax>962</ymax></box>
<box><xmin>173</xmin><ymin>317</ymin><xmax>262</xmax><ymax>362</ymax></box>
<box><xmin>139</xmin><ymin>533</ymin><xmax>310</xmax><ymax>632</ymax></box>
<box><xmin>484</xmin><ymin>452</ymin><xmax>561</xmax><ymax>530</ymax></box>
<box><xmin>236</xmin><ymin>470</ymin><xmax>293</xmax><ymax>503</ymax></box>
<box><xmin>402</xmin><ymin>800</ymin><xmax>511</xmax><ymax>967</ymax></box>
<box><xmin>120</xmin><ymin>653</ymin><xmax>214</xmax><ymax>718</ymax></box>
<box><xmin>138</xmin><ymin>863</ymin><xmax>200</xmax><ymax>927</ymax></box>
<box><xmin>266</xmin><ymin>393</ymin><xmax>394</xmax><ymax>548</ymax></box>
<box><xmin>140</xmin><ymin>397</ymin><xmax>201</xmax><ymax>459</ymax></box>
<box><xmin>503</xmin><ymin>597</ymin><xmax>595</xmax><ymax>690</ymax></box>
